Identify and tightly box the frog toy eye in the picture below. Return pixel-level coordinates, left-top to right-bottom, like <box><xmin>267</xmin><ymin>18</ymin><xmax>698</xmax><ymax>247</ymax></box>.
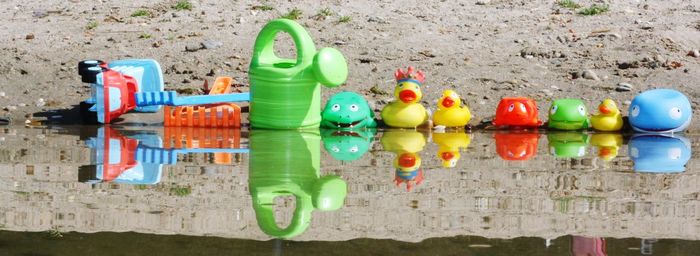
<box><xmin>669</xmin><ymin>107</ymin><xmax>682</xmax><ymax>120</ymax></box>
<box><xmin>331</xmin><ymin>146</ymin><xmax>340</xmax><ymax>153</ymax></box>
<box><xmin>349</xmin><ymin>104</ymin><xmax>359</xmax><ymax>112</ymax></box>
<box><xmin>331</xmin><ymin>104</ymin><xmax>341</xmax><ymax>112</ymax></box>
<box><xmin>577</xmin><ymin>105</ymin><xmax>586</xmax><ymax>116</ymax></box>
<box><xmin>550</xmin><ymin>105</ymin><xmax>558</xmax><ymax>115</ymax></box>
<box><xmin>349</xmin><ymin>145</ymin><xmax>359</xmax><ymax>153</ymax></box>
<box><xmin>507</xmin><ymin>104</ymin><xmax>515</xmax><ymax>112</ymax></box>
<box><xmin>630</xmin><ymin>105</ymin><xmax>640</xmax><ymax>117</ymax></box>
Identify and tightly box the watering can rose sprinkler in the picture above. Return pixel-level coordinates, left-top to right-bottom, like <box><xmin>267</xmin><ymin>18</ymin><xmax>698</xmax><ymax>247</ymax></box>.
<box><xmin>249</xmin><ymin>19</ymin><xmax>349</xmax><ymax>129</ymax></box>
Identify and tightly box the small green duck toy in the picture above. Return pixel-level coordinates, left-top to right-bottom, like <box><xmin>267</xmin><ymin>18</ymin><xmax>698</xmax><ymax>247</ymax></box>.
<box><xmin>547</xmin><ymin>99</ymin><xmax>590</xmax><ymax>130</ymax></box>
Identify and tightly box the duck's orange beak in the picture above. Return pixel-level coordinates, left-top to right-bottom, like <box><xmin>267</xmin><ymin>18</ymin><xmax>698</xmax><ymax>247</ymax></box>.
<box><xmin>441</xmin><ymin>152</ymin><xmax>455</xmax><ymax>161</ymax></box>
<box><xmin>599</xmin><ymin>105</ymin><xmax>611</xmax><ymax>114</ymax></box>
<box><xmin>599</xmin><ymin>147</ymin><xmax>612</xmax><ymax>157</ymax></box>
<box><xmin>398</xmin><ymin>153</ymin><xmax>416</xmax><ymax>168</ymax></box>
<box><xmin>399</xmin><ymin>90</ymin><xmax>416</xmax><ymax>103</ymax></box>
<box><xmin>441</xmin><ymin>97</ymin><xmax>455</xmax><ymax>108</ymax></box>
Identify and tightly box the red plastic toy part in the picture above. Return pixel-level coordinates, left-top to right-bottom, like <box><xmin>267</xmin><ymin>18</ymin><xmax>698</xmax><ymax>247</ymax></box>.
<box><xmin>492</xmin><ymin>97</ymin><xmax>542</xmax><ymax>128</ymax></box>
<box><xmin>102</xmin><ymin>69</ymin><xmax>139</xmax><ymax>124</ymax></box>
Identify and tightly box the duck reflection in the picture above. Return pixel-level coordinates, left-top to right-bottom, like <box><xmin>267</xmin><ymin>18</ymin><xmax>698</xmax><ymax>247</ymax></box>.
<box><xmin>547</xmin><ymin>131</ymin><xmax>589</xmax><ymax>158</ymax></box>
<box><xmin>81</xmin><ymin>127</ymin><xmax>246</xmax><ymax>184</ymax></box>
<box><xmin>321</xmin><ymin>129</ymin><xmax>376</xmax><ymax>162</ymax></box>
<box><xmin>494</xmin><ymin>131</ymin><xmax>539</xmax><ymax>161</ymax></box>
<box><xmin>249</xmin><ymin>130</ymin><xmax>347</xmax><ymax>239</ymax></box>
<box><xmin>590</xmin><ymin>133</ymin><xmax>623</xmax><ymax>161</ymax></box>
<box><xmin>380</xmin><ymin>130</ymin><xmax>427</xmax><ymax>191</ymax></box>
<box><xmin>433</xmin><ymin>131</ymin><xmax>471</xmax><ymax>168</ymax></box>
<box><xmin>629</xmin><ymin>134</ymin><xmax>691</xmax><ymax>173</ymax></box>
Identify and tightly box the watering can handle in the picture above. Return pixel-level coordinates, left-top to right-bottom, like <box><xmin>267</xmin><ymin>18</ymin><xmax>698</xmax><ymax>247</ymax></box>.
<box><xmin>250</xmin><ymin>19</ymin><xmax>316</xmax><ymax>67</ymax></box>
<box><xmin>252</xmin><ymin>192</ymin><xmax>313</xmax><ymax>239</ymax></box>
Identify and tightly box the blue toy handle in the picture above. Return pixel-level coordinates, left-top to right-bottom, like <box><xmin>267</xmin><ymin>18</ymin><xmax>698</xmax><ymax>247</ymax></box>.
<box><xmin>135</xmin><ymin>91</ymin><xmax>250</xmax><ymax>107</ymax></box>
<box><xmin>136</xmin><ymin>145</ymin><xmax>250</xmax><ymax>165</ymax></box>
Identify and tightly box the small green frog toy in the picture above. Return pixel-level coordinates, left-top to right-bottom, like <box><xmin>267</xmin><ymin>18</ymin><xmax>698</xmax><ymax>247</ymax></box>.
<box><xmin>321</xmin><ymin>91</ymin><xmax>377</xmax><ymax>129</ymax></box>
<box><xmin>548</xmin><ymin>99</ymin><xmax>590</xmax><ymax>130</ymax></box>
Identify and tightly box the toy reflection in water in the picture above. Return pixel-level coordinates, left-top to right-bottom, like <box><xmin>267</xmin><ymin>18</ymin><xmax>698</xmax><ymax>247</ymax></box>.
<box><xmin>249</xmin><ymin>130</ymin><xmax>347</xmax><ymax>239</ymax></box>
<box><xmin>82</xmin><ymin>127</ymin><xmax>163</xmax><ymax>185</ymax></box>
<box><xmin>547</xmin><ymin>132</ymin><xmax>590</xmax><ymax>158</ymax></box>
<box><xmin>321</xmin><ymin>129</ymin><xmax>376</xmax><ymax>162</ymax></box>
<box><xmin>380</xmin><ymin>130</ymin><xmax>427</xmax><ymax>191</ymax></box>
<box><xmin>571</xmin><ymin>236</ymin><xmax>607</xmax><ymax>256</ymax></box>
<box><xmin>590</xmin><ymin>133</ymin><xmax>623</xmax><ymax>161</ymax></box>
<box><xmin>494</xmin><ymin>132</ymin><xmax>540</xmax><ymax>161</ymax></box>
<box><xmin>81</xmin><ymin>127</ymin><xmax>247</xmax><ymax>185</ymax></box>
<box><xmin>629</xmin><ymin>134</ymin><xmax>691</xmax><ymax>173</ymax></box>
<box><xmin>433</xmin><ymin>132</ymin><xmax>471</xmax><ymax>168</ymax></box>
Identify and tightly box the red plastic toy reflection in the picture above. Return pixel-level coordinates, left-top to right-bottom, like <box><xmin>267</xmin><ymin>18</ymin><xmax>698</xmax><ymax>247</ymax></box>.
<box><xmin>571</xmin><ymin>236</ymin><xmax>607</xmax><ymax>256</ymax></box>
<box><xmin>492</xmin><ymin>97</ymin><xmax>542</xmax><ymax>128</ymax></box>
<box><xmin>494</xmin><ymin>132</ymin><xmax>540</xmax><ymax>161</ymax></box>
<box><xmin>98</xmin><ymin>127</ymin><xmax>139</xmax><ymax>182</ymax></box>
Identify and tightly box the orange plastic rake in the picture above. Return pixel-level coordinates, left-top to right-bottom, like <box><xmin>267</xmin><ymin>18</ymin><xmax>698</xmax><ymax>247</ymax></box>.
<box><xmin>164</xmin><ymin>77</ymin><xmax>243</xmax><ymax>128</ymax></box>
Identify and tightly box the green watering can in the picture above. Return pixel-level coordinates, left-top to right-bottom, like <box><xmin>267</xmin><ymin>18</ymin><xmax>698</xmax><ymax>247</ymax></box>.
<box><xmin>249</xmin><ymin>19</ymin><xmax>348</xmax><ymax>129</ymax></box>
<box><xmin>249</xmin><ymin>130</ymin><xmax>347</xmax><ymax>238</ymax></box>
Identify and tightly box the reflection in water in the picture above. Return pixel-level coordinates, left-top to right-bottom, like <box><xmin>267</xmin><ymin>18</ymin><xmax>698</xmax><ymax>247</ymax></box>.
<box><xmin>249</xmin><ymin>130</ymin><xmax>347</xmax><ymax>239</ymax></box>
<box><xmin>321</xmin><ymin>129</ymin><xmax>376</xmax><ymax>162</ymax></box>
<box><xmin>381</xmin><ymin>130</ymin><xmax>427</xmax><ymax>191</ymax></box>
<box><xmin>590</xmin><ymin>133</ymin><xmax>623</xmax><ymax>162</ymax></box>
<box><xmin>494</xmin><ymin>131</ymin><xmax>539</xmax><ymax>161</ymax></box>
<box><xmin>547</xmin><ymin>132</ymin><xmax>590</xmax><ymax>158</ymax></box>
<box><xmin>629</xmin><ymin>134</ymin><xmax>691</xmax><ymax>173</ymax></box>
<box><xmin>571</xmin><ymin>236</ymin><xmax>607</xmax><ymax>256</ymax></box>
<box><xmin>433</xmin><ymin>132</ymin><xmax>471</xmax><ymax>168</ymax></box>
<box><xmin>82</xmin><ymin>127</ymin><xmax>247</xmax><ymax>184</ymax></box>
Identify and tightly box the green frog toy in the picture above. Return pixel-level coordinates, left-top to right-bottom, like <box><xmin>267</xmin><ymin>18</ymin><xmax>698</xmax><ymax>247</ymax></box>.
<box><xmin>548</xmin><ymin>99</ymin><xmax>590</xmax><ymax>130</ymax></box>
<box><xmin>321</xmin><ymin>91</ymin><xmax>377</xmax><ymax>129</ymax></box>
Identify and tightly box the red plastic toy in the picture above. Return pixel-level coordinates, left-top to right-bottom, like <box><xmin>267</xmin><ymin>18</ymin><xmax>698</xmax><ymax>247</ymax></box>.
<box><xmin>494</xmin><ymin>132</ymin><xmax>540</xmax><ymax>161</ymax></box>
<box><xmin>492</xmin><ymin>97</ymin><xmax>542</xmax><ymax>128</ymax></box>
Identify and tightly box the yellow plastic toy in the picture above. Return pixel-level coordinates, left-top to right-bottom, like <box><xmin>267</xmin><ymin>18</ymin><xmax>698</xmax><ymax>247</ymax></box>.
<box><xmin>433</xmin><ymin>132</ymin><xmax>471</xmax><ymax>168</ymax></box>
<box><xmin>433</xmin><ymin>90</ymin><xmax>471</xmax><ymax>128</ymax></box>
<box><xmin>591</xmin><ymin>99</ymin><xmax>623</xmax><ymax>131</ymax></box>
<box><xmin>381</xmin><ymin>67</ymin><xmax>429</xmax><ymax>128</ymax></box>
<box><xmin>590</xmin><ymin>133</ymin><xmax>623</xmax><ymax>161</ymax></box>
<box><xmin>380</xmin><ymin>130</ymin><xmax>427</xmax><ymax>192</ymax></box>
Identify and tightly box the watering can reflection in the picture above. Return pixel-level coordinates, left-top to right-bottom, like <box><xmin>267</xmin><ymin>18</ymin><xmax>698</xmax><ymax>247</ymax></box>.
<box><xmin>249</xmin><ymin>130</ymin><xmax>347</xmax><ymax>238</ymax></box>
<box><xmin>629</xmin><ymin>134</ymin><xmax>691</xmax><ymax>173</ymax></box>
<box><xmin>249</xmin><ymin>19</ymin><xmax>348</xmax><ymax>129</ymax></box>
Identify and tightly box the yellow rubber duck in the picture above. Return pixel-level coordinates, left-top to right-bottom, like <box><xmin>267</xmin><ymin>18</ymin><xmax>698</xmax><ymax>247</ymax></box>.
<box><xmin>433</xmin><ymin>132</ymin><xmax>471</xmax><ymax>168</ymax></box>
<box><xmin>381</xmin><ymin>130</ymin><xmax>427</xmax><ymax>191</ymax></box>
<box><xmin>433</xmin><ymin>90</ymin><xmax>471</xmax><ymax>128</ymax></box>
<box><xmin>591</xmin><ymin>99</ymin><xmax>623</xmax><ymax>131</ymax></box>
<box><xmin>381</xmin><ymin>67</ymin><xmax>429</xmax><ymax>128</ymax></box>
<box><xmin>590</xmin><ymin>133</ymin><xmax>623</xmax><ymax>161</ymax></box>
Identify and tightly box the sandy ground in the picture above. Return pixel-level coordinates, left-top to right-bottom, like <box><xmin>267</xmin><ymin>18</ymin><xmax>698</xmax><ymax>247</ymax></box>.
<box><xmin>0</xmin><ymin>0</ymin><xmax>699</xmax><ymax>129</ymax></box>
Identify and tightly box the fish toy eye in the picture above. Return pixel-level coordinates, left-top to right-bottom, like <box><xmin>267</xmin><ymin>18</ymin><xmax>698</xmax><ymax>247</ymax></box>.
<box><xmin>669</xmin><ymin>107</ymin><xmax>682</xmax><ymax>120</ymax></box>
<box><xmin>519</xmin><ymin>104</ymin><xmax>527</xmax><ymax>113</ymax></box>
<box><xmin>331</xmin><ymin>104</ymin><xmax>341</xmax><ymax>112</ymax></box>
<box><xmin>577</xmin><ymin>105</ymin><xmax>586</xmax><ymax>116</ymax></box>
<box><xmin>507</xmin><ymin>104</ymin><xmax>515</xmax><ymax>112</ymax></box>
<box><xmin>349</xmin><ymin>104</ymin><xmax>359</xmax><ymax>112</ymax></box>
<box><xmin>631</xmin><ymin>105</ymin><xmax>640</xmax><ymax>117</ymax></box>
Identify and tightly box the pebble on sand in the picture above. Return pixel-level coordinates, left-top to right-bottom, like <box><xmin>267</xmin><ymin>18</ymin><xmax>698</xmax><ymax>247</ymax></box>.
<box><xmin>689</xmin><ymin>50</ymin><xmax>700</xmax><ymax>58</ymax></box>
<box><xmin>0</xmin><ymin>92</ymin><xmax>5</xmax><ymax>97</ymax></box>
<box><xmin>615</xmin><ymin>83</ymin><xmax>633</xmax><ymax>92</ymax></box>
<box><xmin>25</xmin><ymin>34</ymin><xmax>35</xmax><ymax>40</ymax></box>
<box><xmin>582</xmin><ymin>70</ymin><xmax>600</xmax><ymax>81</ymax></box>
<box><xmin>202</xmin><ymin>40</ymin><xmax>223</xmax><ymax>50</ymax></box>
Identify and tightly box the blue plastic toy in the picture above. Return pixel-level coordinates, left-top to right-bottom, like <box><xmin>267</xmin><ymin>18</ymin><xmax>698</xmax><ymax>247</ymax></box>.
<box><xmin>79</xmin><ymin>59</ymin><xmax>250</xmax><ymax>124</ymax></box>
<box><xmin>629</xmin><ymin>134</ymin><xmax>691</xmax><ymax>173</ymax></box>
<box><xmin>629</xmin><ymin>89</ymin><xmax>692</xmax><ymax>133</ymax></box>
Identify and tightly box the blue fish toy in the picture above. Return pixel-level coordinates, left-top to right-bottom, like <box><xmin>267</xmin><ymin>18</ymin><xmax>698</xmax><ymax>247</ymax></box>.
<box><xmin>629</xmin><ymin>89</ymin><xmax>692</xmax><ymax>133</ymax></box>
<box><xmin>629</xmin><ymin>134</ymin><xmax>691</xmax><ymax>173</ymax></box>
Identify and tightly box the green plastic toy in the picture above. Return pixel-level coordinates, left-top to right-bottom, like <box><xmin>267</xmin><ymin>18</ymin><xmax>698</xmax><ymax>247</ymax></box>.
<box><xmin>249</xmin><ymin>19</ymin><xmax>349</xmax><ymax>129</ymax></box>
<box><xmin>249</xmin><ymin>130</ymin><xmax>347</xmax><ymax>239</ymax></box>
<box><xmin>321</xmin><ymin>91</ymin><xmax>377</xmax><ymax>129</ymax></box>
<box><xmin>548</xmin><ymin>99</ymin><xmax>590</xmax><ymax>130</ymax></box>
<box><xmin>321</xmin><ymin>129</ymin><xmax>376</xmax><ymax>162</ymax></box>
<box><xmin>547</xmin><ymin>131</ymin><xmax>590</xmax><ymax>158</ymax></box>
